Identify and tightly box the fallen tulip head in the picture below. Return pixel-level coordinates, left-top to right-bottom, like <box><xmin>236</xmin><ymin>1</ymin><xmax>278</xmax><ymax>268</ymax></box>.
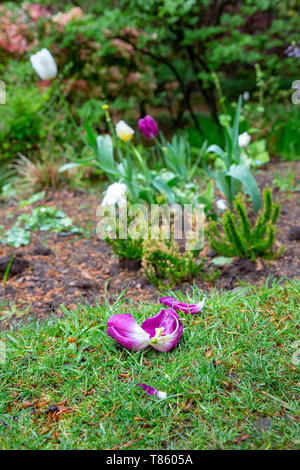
<box><xmin>107</xmin><ymin>308</ymin><xmax>182</xmax><ymax>353</ymax></box>
<box><xmin>159</xmin><ymin>296</ymin><xmax>205</xmax><ymax>314</ymax></box>
<box><xmin>142</xmin><ymin>308</ymin><xmax>183</xmax><ymax>352</ymax></box>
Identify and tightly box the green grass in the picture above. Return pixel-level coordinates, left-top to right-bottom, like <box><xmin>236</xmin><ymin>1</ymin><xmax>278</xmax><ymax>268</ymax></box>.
<box><xmin>0</xmin><ymin>279</ymin><xmax>299</xmax><ymax>450</ymax></box>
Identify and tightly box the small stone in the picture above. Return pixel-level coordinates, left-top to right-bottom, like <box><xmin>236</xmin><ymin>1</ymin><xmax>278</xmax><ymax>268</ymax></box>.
<box><xmin>288</xmin><ymin>226</ymin><xmax>300</xmax><ymax>241</ymax></box>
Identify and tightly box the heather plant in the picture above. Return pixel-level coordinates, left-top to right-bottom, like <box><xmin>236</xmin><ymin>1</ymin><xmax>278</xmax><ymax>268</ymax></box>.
<box><xmin>208</xmin><ymin>187</ymin><xmax>281</xmax><ymax>260</ymax></box>
<box><xmin>141</xmin><ymin>238</ymin><xmax>204</xmax><ymax>288</ymax></box>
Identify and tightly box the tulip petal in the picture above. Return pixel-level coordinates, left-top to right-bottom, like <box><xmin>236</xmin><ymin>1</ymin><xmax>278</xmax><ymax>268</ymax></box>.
<box><xmin>159</xmin><ymin>296</ymin><xmax>205</xmax><ymax>314</ymax></box>
<box><xmin>137</xmin><ymin>383</ymin><xmax>167</xmax><ymax>399</ymax></box>
<box><xmin>141</xmin><ymin>308</ymin><xmax>183</xmax><ymax>352</ymax></box>
<box><xmin>107</xmin><ymin>314</ymin><xmax>150</xmax><ymax>351</ymax></box>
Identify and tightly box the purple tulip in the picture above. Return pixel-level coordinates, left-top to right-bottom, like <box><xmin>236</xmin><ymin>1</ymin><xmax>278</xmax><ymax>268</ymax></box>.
<box><xmin>137</xmin><ymin>383</ymin><xmax>167</xmax><ymax>399</ymax></box>
<box><xmin>159</xmin><ymin>296</ymin><xmax>205</xmax><ymax>315</ymax></box>
<box><xmin>138</xmin><ymin>115</ymin><xmax>158</xmax><ymax>139</ymax></box>
<box><xmin>107</xmin><ymin>314</ymin><xmax>150</xmax><ymax>351</ymax></box>
<box><xmin>107</xmin><ymin>309</ymin><xmax>182</xmax><ymax>353</ymax></box>
<box><xmin>142</xmin><ymin>308</ymin><xmax>183</xmax><ymax>352</ymax></box>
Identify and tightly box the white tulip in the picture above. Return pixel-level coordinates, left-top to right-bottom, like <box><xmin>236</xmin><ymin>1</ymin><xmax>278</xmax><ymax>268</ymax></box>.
<box><xmin>238</xmin><ymin>131</ymin><xmax>251</xmax><ymax>148</ymax></box>
<box><xmin>115</xmin><ymin>120</ymin><xmax>135</xmax><ymax>142</ymax></box>
<box><xmin>216</xmin><ymin>199</ymin><xmax>227</xmax><ymax>211</ymax></box>
<box><xmin>30</xmin><ymin>48</ymin><xmax>57</xmax><ymax>80</ymax></box>
<box><xmin>242</xmin><ymin>91</ymin><xmax>250</xmax><ymax>101</ymax></box>
<box><xmin>101</xmin><ymin>182</ymin><xmax>127</xmax><ymax>207</ymax></box>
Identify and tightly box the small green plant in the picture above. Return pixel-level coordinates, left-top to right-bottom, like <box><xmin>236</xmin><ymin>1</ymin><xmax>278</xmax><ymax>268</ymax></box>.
<box><xmin>2</xmin><ymin>253</ymin><xmax>15</xmax><ymax>286</ymax></box>
<box><xmin>273</xmin><ymin>171</ymin><xmax>300</xmax><ymax>194</ymax></box>
<box><xmin>107</xmin><ymin>237</ymin><xmax>144</xmax><ymax>262</ymax></box>
<box><xmin>0</xmin><ymin>206</ymin><xmax>83</xmax><ymax>247</ymax></box>
<box><xmin>141</xmin><ymin>238</ymin><xmax>204</xmax><ymax>288</ymax></box>
<box><xmin>208</xmin><ymin>187</ymin><xmax>281</xmax><ymax>260</ymax></box>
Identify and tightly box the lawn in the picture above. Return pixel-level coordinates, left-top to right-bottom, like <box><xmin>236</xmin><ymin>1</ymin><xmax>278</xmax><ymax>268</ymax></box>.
<box><xmin>0</xmin><ymin>279</ymin><xmax>299</xmax><ymax>450</ymax></box>
<box><xmin>1</xmin><ymin>0</ymin><xmax>300</xmax><ymax>453</ymax></box>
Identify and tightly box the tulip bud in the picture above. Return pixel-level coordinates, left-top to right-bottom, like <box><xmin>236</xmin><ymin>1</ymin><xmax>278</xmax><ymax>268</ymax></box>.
<box><xmin>101</xmin><ymin>182</ymin><xmax>127</xmax><ymax>207</ymax></box>
<box><xmin>115</xmin><ymin>120</ymin><xmax>135</xmax><ymax>142</ymax></box>
<box><xmin>30</xmin><ymin>48</ymin><xmax>57</xmax><ymax>80</ymax></box>
<box><xmin>238</xmin><ymin>132</ymin><xmax>251</xmax><ymax>148</ymax></box>
<box><xmin>138</xmin><ymin>115</ymin><xmax>158</xmax><ymax>139</ymax></box>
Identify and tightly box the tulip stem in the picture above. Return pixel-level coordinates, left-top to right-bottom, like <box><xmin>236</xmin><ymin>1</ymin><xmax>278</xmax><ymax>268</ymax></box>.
<box><xmin>56</xmin><ymin>86</ymin><xmax>90</xmax><ymax>149</ymax></box>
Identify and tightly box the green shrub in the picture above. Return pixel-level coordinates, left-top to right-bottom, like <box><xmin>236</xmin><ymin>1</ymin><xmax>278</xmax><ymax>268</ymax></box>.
<box><xmin>0</xmin><ymin>85</ymin><xmax>50</xmax><ymax>162</ymax></box>
<box><xmin>208</xmin><ymin>187</ymin><xmax>281</xmax><ymax>260</ymax></box>
<box><xmin>141</xmin><ymin>238</ymin><xmax>204</xmax><ymax>288</ymax></box>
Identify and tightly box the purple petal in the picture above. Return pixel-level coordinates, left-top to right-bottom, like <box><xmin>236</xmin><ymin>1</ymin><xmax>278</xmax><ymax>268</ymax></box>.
<box><xmin>141</xmin><ymin>308</ymin><xmax>183</xmax><ymax>352</ymax></box>
<box><xmin>137</xmin><ymin>383</ymin><xmax>167</xmax><ymax>399</ymax></box>
<box><xmin>107</xmin><ymin>314</ymin><xmax>150</xmax><ymax>351</ymax></box>
<box><xmin>138</xmin><ymin>115</ymin><xmax>158</xmax><ymax>138</ymax></box>
<box><xmin>159</xmin><ymin>296</ymin><xmax>205</xmax><ymax>315</ymax></box>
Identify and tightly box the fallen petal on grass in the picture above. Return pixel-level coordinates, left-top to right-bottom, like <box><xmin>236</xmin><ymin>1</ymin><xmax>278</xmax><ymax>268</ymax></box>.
<box><xmin>137</xmin><ymin>383</ymin><xmax>167</xmax><ymax>399</ymax></box>
<box><xmin>159</xmin><ymin>296</ymin><xmax>205</xmax><ymax>314</ymax></box>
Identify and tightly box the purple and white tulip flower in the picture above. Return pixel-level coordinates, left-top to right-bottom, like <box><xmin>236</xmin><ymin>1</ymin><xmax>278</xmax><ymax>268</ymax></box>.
<box><xmin>137</xmin><ymin>383</ymin><xmax>167</xmax><ymax>399</ymax></box>
<box><xmin>107</xmin><ymin>308</ymin><xmax>183</xmax><ymax>353</ymax></box>
<box><xmin>159</xmin><ymin>296</ymin><xmax>205</xmax><ymax>315</ymax></box>
<box><xmin>138</xmin><ymin>115</ymin><xmax>159</xmax><ymax>139</ymax></box>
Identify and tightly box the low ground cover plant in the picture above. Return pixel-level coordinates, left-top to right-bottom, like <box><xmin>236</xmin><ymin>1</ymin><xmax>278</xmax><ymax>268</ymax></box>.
<box><xmin>0</xmin><ymin>206</ymin><xmax>82</xmax><ymax>247</ymax></box>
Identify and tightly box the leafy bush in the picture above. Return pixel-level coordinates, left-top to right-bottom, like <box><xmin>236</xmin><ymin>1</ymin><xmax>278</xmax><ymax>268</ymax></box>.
<box><xmin>208</xmin><ymin>187</ymin><xmax>281</xmax><ymax>260</ymax></box>
<box><xmin>0</xmin><ymin>84</ymin><xmax>50</xmax><ymax>161</ymax></box>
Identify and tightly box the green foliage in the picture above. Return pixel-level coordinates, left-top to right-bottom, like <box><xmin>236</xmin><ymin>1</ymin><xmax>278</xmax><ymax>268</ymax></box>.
<box><xmin>0</xmin><ymin>85</ymin><xmax>50</xmax><ymax>162</ymax></box>
<box><xmin>272</xmin><ymin>170</ymin><xmax>300</xmax><ymax>195</ymax></box>
<box><xmin>208</xmin><ymin>187</ymin><xmax>281</xmax><ymax>260</ymax></box>
<box><xmin>106</xmin><ymin>237</ymin><xmax>143</xmax><ymax>262</ymax></box>
<box><xmin>203</xmin><ymin>97</ymin><xmax>261</xmax><ymax>212</ymax></box>
<box><xmin>245</xmin><ymin>139</ymin><xmax>270</xmax><ymax>167</ymax></box>
<box><xmin>2</xmin><ymin>1</ymin><xmax>300</xmax><ymax>130</ymax></box>
<box><xmin>270</xmin><ymin>105</ymin><xmax>300</xmax><ymax>161</ymax></box>
<box><xmin>141</xmin><ymin>238</ymin><xmax>204</xmax><ymax>287</ymax></box>
<box><xmin>0</xmin><ymin>165</ymin><xmax>13</xmax><ymax>193</ymax></box>
<box><xmin>19</xmin><ymin>191</ymin><xmax>46</xmax><ymax>208</ymax></box>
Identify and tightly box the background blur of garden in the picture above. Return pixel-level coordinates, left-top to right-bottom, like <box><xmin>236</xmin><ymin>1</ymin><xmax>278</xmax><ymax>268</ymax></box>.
<box><xmin>1</xmin><ymin>0</ymin><xmax>300</xmax><ymax>186</ymax></box>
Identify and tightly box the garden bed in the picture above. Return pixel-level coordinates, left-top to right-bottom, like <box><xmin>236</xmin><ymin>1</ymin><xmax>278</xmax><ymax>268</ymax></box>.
<box><xmin>0</xmin><ymin>159</ymin><xmax>299</xmax><ymax>328</ymax></box>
